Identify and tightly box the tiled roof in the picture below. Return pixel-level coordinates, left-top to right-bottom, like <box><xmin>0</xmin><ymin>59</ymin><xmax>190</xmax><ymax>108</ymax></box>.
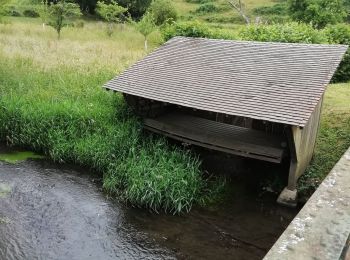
<box><xmin>104</xmin><ymin>36</ymin><xmax>347</xmax><ymax>127</ymax></box>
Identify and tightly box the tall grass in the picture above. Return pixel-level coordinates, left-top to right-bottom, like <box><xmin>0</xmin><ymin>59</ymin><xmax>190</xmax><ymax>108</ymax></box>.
<box><xmin>0</xmin><ymin>19</ymin><xmax>222</xmax><ymax>213</ymax></box>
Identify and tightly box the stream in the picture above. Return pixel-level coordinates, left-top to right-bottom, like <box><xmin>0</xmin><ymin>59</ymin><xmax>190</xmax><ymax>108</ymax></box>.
<box><xmin>0</xmin><ymin>146</ymin><xmax>299</xmax><ymax>260</ymax></box>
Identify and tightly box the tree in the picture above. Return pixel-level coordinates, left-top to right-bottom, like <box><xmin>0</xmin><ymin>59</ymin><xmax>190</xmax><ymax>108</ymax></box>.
<box><xmin>38</xmin><ymin>0</ymin><xmax>49</xmax><ymax>27</ymax></box>
<box><xmin>44</xmin><ymin>0</ymin><xmax>82</xmax><ymax>39</ymax></box>
<box><xmin>346</xmin><ymin>0</ymin><xmax>350</xmax><ymax>22</ymax></box>
<box><xmin>117</xmin><ymin>0</ymin><xmax>151</xmax><ymax>19</ymax></box>
<box><xmin>227</xmin><ymin>0</ymin><xmax>250</xmax><ymax>24</ymax></box>
<box><xmin>75</xmin><ymin>0</ymin><xmax>97</xmax><ymax>14</ymax></box>
<box><xmin>45</xmin><ymin>0</ymin><xmax>151</xmax><ymax>18</ymax></box>
<box><xmin>96</xmin><ymin>1</ymin><xmax>127</xmax><ymax>37</ymax></box>
<box><xmin>134</xmin><ymin>12</ymin><xmax>155</xmax><ymax>51</ymax></box>
<box><xmin>0</xmin><ymin>0</ymin><xmax>10</xmax><ymax>21</ymax></box>
<box><xmin>289</xmin><ymin>0</ymin><xmax>347</xmax><ymax>28</ymax></box>
<box><xmin>149</xmin><ymin>0</ymin><xmax>177</xmax><ymax>26</ymax></box>
<box><xmin>96</xmin><ymin>0</ymin><xmax>128</xmax><ymax>36</ymax></box>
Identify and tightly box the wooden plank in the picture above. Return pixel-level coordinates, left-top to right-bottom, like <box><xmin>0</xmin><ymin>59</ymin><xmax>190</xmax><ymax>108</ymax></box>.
<box><xmin>144</xmin><ymin>113</ymin><xmax>286</xmax><ymax>163</ymax></box>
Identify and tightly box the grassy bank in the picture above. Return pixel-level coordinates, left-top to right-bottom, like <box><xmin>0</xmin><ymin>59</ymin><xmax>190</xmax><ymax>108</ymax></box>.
<box><xmin>0</xmin><ymin>20</ymin><xmax>223</xmax><ymax>213</ymax></box>
<box><xmin>0</xmin><ymin>18</ymin><xmax>349</xmax><ymax>211</ymax></box>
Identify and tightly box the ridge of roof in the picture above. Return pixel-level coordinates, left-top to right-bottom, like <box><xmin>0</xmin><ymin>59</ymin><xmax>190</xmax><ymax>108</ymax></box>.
<box><xmin>169</xmin><ymin>36</ymin><xmax>349</xmax><ymax>49</ymax></box>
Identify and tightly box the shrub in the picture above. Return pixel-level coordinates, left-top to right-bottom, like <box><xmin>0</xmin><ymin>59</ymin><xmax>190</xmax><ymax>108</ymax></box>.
<box><xmin>149</xmin><ymin>0</ymin><xmax>177</xmax><ymax>26</ymax></box>
<box><xmin>324</xmin><ymin>24</ymin><xmax>350</xmax><ymax>82</ymax></box>
<box><xmin>239</xmin><ymin>22</ymin><xmax>327</xmax><ymax>43</ymax></box>
<box><xmin>96</xmin><ymin>0</ymin><xmax>127</xmax><ymax>37</ymax></box>
<box><xmin>23</xmin><ymin>8</ymin><xmax>40</xmax><ymax>18</ymax></box>
<box><xmin>117</xmin><ymin>0</ymin><xmax>151</xmax><ymax>19</ymax></box>
<box><xmin>161</xmin><ymin>21</ymin><xmax>213</xmax><ymax>41</ymax></box>
<box><xmin>3</xmin><ymin>5</ymin><xmax>21</xmax><ymax>16</ymax></box>
<box><xmin>133</xmin><ymin>12</ymin><xmax>156</xmax><ymax>51</ymax></box>
<box><xmin>45</xmin><ymin>1</ymin><xmax>82</xmax><ymax>39</ymax></box>
<box><xmin>161</xmin><ymin>21</ymin><xmax>236</xmax><ymax>41</ymax></box>
<box><xmin>288</xmin><ymin>0</ymin><xmax>347</xmax><ymax>29</ymax></box>
<box><xmin>194</xmin><ymin>3</ymin><xmax>220</xmax><ymax>14</ymax></box>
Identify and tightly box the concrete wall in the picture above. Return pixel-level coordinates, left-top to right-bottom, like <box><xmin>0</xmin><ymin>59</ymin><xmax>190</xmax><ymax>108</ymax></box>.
<box><xmin>265</xmin><ymin>147</ymin><xmax>350</xmax><ymax>260</ymax></box>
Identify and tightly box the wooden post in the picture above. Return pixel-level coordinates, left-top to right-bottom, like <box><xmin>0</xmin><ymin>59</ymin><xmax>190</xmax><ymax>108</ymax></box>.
<box><xmin>278</xmin><ymin>97</ymin><xmax>324</xmax><ymax>207</ymax></box>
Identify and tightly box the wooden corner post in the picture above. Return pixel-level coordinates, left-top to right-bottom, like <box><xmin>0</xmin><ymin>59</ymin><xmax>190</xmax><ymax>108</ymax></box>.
<box><xmin>278</xmin><ymin>97</ymin><xmax>324</xmax><ymax>207</ymax></box>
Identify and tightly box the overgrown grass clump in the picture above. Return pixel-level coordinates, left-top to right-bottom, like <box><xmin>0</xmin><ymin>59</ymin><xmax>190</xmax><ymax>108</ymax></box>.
<box><xmin>0</xmin><ymin>21</ymin><xmax>223</xmax><ymax>213</ymax></box>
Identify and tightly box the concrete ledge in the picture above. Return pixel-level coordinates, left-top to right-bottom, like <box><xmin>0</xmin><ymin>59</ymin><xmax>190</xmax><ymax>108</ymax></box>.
<box><xmin>264</xmin><ymin>147</ymin><xmax>350</xmax><ymax>260</ymax></box>
<box><xmin>340</xmin><ymin>235</ymin><xmax>349</xmax><ymax>260</ymax></box>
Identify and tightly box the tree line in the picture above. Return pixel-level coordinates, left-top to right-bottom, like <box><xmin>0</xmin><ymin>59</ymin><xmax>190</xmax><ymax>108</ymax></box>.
<box><xmin>229</xmin><ymin>0</ymin><xmax>350</xmax><ymax>29</ymax></box>
<box><xmin>25</xmin><ymin>0</ymin><xmax>176</xmax><ymax>48</ymax></box>
<box><xmin>51</xmin><ymin>0</ymin><xmax>152</xmax><ymax>18</ymax></box>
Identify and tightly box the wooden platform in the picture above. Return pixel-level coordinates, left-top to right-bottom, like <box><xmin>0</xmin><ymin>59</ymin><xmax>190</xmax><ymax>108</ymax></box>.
<box><xmin>144</xmin><ymin>113</ymin><xmax>286</xmax><ymax>163</ymax></box>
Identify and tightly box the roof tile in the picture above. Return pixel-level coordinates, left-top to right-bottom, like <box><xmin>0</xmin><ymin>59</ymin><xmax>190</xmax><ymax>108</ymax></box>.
<box><xmin>104</xmin><ymin>36</ymin><xmax>348</xmax><ymax>127</ymax></box>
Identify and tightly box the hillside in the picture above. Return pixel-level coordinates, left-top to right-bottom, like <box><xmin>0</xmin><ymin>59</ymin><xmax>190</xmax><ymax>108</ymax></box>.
<box><xmin>172</xmin><ymin>0</ymin><xmax>286</xmax><ymax>28</ymax></box>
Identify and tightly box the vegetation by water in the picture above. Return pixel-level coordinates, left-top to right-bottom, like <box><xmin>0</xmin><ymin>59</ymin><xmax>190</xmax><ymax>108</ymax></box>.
<box><xmin>0</xmin><ymin>150</ymin><xmax>44</xmax><ymax>163</ymax></box>
<box><xmin>0</xmin><ymin>0</ymin><xmax>349</xmax><ymax>212</ymax></box>
<box><xmin>0</xmin><ymin>19</ymin><xmax>225</xmax><ymax>213</ymax></box>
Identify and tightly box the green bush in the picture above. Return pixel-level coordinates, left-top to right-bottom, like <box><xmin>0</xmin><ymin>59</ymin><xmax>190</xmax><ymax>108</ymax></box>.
<box><xmin>149</xmin><ymin>0</ymin><xmax>177</xmax><ymax>26</ymax></box>
<box><xmin>23</xmin><ymin>8</ymin><xmax>40</xmax><ymax>18</ymax></box>
<box><xmin>324</xmin><ymin>24</ymin><xmax>350</xmax><ymax>82</ymax></box>
<box><xmin>96</xmin><ymin>0</ymin><xmax>127</xmax><ymax>37</ymax></box>
<box><xmin>194</xmin><ymin>3</ymin><xmax>220</xmax><ymax>14</ymax></box>
<box><xmin>239</xmin><ymin>22</ymin><xmax>327</xmax><ymax>43</ymax></box>
<box><xmin>288</xmin><ymin>0</ymin><xmax>347</xmax><ymax>29</ymax></box>
<box><xmin>46</xmin><ymin>1</ymin><xmax>82</xmax><ymax>39</ymax></box>
<box><xmin>161</xmin><ymin>21</ymin><xmax>213</xmax><ymax>41</ymax></box>
<box><xmin>161</xmin><ymin>21</ymin><xmax>236</xmax><ymax>41</ymax></box>
<box><xmin>3</xmin><ymin>5</ymin><xmax>21</xmax><ymax>16</ymax></box>
<box><xmin>117</xmin><ymin>0</ymin><xmax>151</xmax><ymax>19</ymax></box>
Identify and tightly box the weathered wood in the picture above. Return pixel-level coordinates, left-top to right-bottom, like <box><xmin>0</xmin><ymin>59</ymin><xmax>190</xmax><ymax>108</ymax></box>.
<box><xmin>124</xmin><ymin>94</ymin><xmax>172</xmax><ymax>118</ymax></box>
<box><xmin>144</xmin><ymin>113</ymin><xmax>286</xmax><ymax>163</ymax></box>
<box><xmin>283</xmin><ymin>97</ymin><xmax>324</xmax><ymax>192</ymax></box>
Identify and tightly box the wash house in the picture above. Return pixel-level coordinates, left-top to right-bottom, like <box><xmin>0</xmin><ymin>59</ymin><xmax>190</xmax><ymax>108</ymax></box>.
<box><xmin>104</xmin><ymin>36</ymin><xmax>347</xmax><ymax>206</ymax></box>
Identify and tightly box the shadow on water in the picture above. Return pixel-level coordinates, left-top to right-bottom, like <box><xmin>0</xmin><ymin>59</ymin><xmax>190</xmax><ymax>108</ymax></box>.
<box><xmin>0</xmin><ymin>146</ymin><xmax>299</xmax><ymax>260</ymax></box>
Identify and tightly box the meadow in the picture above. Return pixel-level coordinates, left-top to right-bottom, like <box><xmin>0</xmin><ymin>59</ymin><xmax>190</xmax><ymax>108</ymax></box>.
<box><xmin>0</xmin><ymin>19</ymin><xmax>225</xmax><ymax>213</ymax></box>
<box><xmin>173</xmin><ymin>0</ymin><xmax>286</xmax><ymax>29</ymax></box>
<box><xmin>0</xmin><ymin>12</ymin><xmax>349</xmax><ymax>212</ymax></box>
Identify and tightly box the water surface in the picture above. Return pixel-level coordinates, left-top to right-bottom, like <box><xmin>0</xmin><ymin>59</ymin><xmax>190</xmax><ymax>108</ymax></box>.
<box><xmin>0</xmin><ymin>147</ymin><xmax>299</xmax><ymax>259</ymax></box>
